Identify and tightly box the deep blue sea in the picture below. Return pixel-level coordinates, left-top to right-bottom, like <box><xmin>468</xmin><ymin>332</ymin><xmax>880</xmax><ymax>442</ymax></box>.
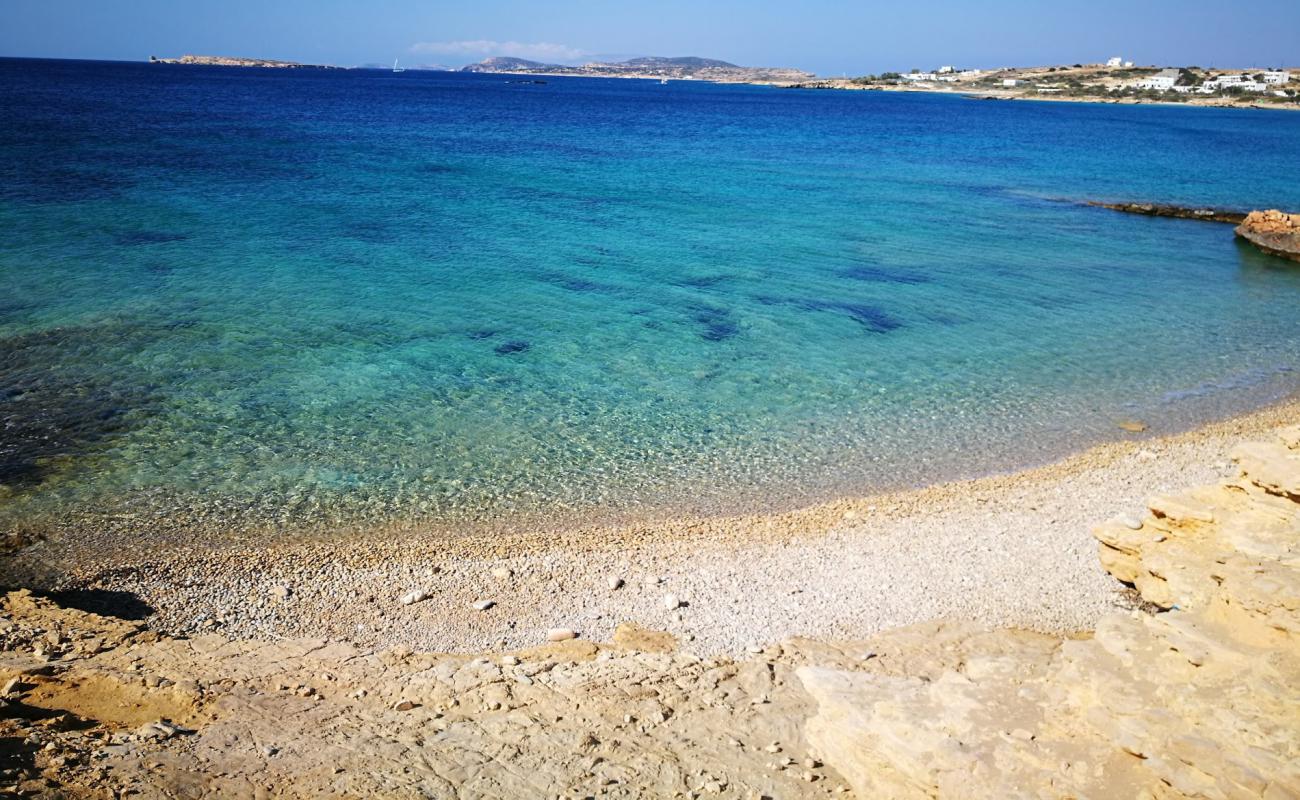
<box><xmin>2</xmin><ymin>58</ymin><xmax>1299</xmax><ymax>544</ymax></box>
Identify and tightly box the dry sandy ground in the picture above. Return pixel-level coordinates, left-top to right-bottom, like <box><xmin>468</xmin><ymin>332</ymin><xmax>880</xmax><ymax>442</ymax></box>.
<box><xmin>13</xmin><ymin>400</ymin><xmax>1299</xmax><ymax>657</ymax></box>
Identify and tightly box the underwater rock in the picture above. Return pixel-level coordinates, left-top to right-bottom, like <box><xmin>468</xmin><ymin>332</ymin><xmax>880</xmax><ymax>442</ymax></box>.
<box><xmin>494</xmin><ymin>340</ymin><xmax>531</xmax><ymax>355</ymax></box>
<box><xmin>0</xmin><ymin>324</ymin><xmax>159</xmax><ymax>489</ymax></box>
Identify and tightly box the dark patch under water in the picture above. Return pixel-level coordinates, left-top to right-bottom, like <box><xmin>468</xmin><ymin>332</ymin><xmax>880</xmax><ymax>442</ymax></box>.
<box><xmin>0</xmin><ymin>165</ymin><xmax>131</xmax><ymax>204</ymax></box>
<box><xmin>842</xmin><ymin>264</ymin><xmax>931</xmax><ymax>285</ymax></box>
<box><xmin>494</xmin><ymin>340</ymin><xmax>531</xmax><ymax>355</ymax></box>
<box><xmin>342</xmin><ymin>220</ymin><xmax>395</xmax><ymax>244</ymax></box>
<box><xmin>114</xmin><ymin>230</ymin><xmax>188</xmax><ymax>246</ymax></box>
<box><xmin>540</xmin><ymin>273</ymin><xmax>623</xmax><ymax>295</ymax></box>
<box><xmin>675</xmin><ymin>274</ymin><xmax>733</xmax><ymax>289</ymax></box>
<box><xmin>691</xmin><ymin>305</ymin><xmax>740</xmax><ymax>342</ymax></box>
<box><xmin>0</xmin><ymin>324</ymin><xmax>159</xmax><ymax>488</ymax></box>
<box><xmin>757</xmin><ymin>295</ymin><xmax>902</xmax><ymax>333</ymax></box>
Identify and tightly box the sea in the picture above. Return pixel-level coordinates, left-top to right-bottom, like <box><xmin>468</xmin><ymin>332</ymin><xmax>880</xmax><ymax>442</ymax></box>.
<box><xmin>2</xmin><ymin>57</ymin><xmax>1299</xmax><ymax>546</ymax></box>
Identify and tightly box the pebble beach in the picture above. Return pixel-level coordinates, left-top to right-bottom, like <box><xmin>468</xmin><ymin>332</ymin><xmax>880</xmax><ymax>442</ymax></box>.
<box><xmin>20</xmin><ymin>397</ymin><xmax>1297</xmax><ymax>657</ymax></box>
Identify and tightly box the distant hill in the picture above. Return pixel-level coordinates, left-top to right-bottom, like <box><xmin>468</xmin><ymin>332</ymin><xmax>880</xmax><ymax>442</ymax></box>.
<box><xmin>461</xmin><ymin>57</ymin><xmax>560</xmax><ymax>73</ymax></box>
<box><xmin>460</xmin><ymin>55</ymin><xmax>811</xmax><ymax>84</ymax></box>
<box><xmin>620</xmin><ymin>56</ymin><xmax>739</xmax><ymax>69</ymax></box>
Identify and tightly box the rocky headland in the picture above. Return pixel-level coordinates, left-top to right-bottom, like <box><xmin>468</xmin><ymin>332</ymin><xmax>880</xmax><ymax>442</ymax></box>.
<box><xmin>1236</xmin><ymin>209</ymin><xmax>1300</xmax><ymax>262</ymax></box>
<box><xmin>2</xmin><ymin>408</ymin><xmax>1298</xmax><ymax>796</ymax></box>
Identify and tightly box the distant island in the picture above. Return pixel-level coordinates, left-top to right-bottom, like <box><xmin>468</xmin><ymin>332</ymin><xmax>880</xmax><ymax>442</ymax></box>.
<box><xmin>149</xmin><ymin>54</ymin><xmax>338</xmax><ymax>69</ymax></box>
<box><xmin>460</xmin><ymin>55</ymin><xmax>813</xmax><ymax>84</ymax></box>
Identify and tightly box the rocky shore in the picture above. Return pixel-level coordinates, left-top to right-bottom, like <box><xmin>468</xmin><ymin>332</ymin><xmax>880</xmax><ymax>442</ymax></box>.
<box><xmin>2</xmin><ymin>416</ymin><xmax>1297</xmax><ymax>797</ymax></box>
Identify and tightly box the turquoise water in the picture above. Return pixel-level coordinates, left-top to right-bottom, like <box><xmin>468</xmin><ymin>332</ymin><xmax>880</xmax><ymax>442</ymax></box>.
<box><xmin>2</xmin><ymin>58</ymin><xmax>1300</xmax><ymax>545</ymax></box>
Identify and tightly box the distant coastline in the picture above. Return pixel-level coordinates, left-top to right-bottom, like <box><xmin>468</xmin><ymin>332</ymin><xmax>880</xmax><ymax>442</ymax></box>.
<box><xmin>149</xmin><ymin>54</ymin><xmax>339</xmax><ymax>69</ymax></box>
<box><xmin>790</xmin><ymin>61</ymin><xmax>1299</xmax><ymax>111</ymax></box>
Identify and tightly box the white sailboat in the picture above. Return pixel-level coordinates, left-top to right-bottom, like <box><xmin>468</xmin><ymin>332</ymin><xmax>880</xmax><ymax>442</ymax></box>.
<box><xmin>392</xmin><ymin>58</ymin><xmax>405</xmax><ymax>73</ymax></box>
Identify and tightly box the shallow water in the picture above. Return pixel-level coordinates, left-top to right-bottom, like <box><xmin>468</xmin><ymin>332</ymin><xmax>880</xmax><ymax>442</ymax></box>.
<box><xmin>2</xmin><ymin>58</ymin><xmax>1299</xmax><ymax>544</ymax></box>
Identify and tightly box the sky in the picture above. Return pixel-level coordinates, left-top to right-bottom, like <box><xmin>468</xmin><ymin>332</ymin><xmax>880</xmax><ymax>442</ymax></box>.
<box><xmin>2</xmin><ymin>0</ymin><xmax>1298</xmax><ymax>76</ymax></box>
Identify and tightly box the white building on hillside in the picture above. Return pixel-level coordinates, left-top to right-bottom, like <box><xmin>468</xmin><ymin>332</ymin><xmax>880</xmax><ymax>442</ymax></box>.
<box><xmin>1262</xmin><ymin>70</ymin><xmax>1292</xmax><ymax>84</ymax></box>
<box><xmin>902</xmin><ymin>72</ymin><xmax>938</xmax><ymax>81</ymax></box>
<box><xmin>1106</xmin><ymin>56</ymin><xmax>1123</xmax><ymax>67</ymax></box>
<box><xmin>938</xmin><ymin>65</ymin><xmax>955</xmax><ymax>74</ymax></box>
<box><xmin>1002</xmin><ymin>78</ymin><xmax>1021</xmax><ymax>87</ymax></box>
<box><xmin>1136</xmin><ymin>68</ymin><xmax>1179</xmax><ymax>91</ymax></box>
<box><xmin>1199</xmin><ymin>74</ymin><xmax>1270</xmax><ymax>93</ymax></box>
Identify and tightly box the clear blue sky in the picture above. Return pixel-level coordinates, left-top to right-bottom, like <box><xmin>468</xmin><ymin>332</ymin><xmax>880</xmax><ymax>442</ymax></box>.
<box><xmin>3</xmin><ymin>0</ymin><xmax>1297</xmax><ymax>75</ymax></box>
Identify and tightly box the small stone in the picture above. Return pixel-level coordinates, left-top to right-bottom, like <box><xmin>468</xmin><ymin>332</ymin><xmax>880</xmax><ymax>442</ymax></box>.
<box><xmin>802</xmin><ymin>771</ymin><xmax>816</xmax><ymax>783</ymax></box>
<box><xmin>1</xmin><ymin>678</ymin><xmax>22</xmax><ymax>697</ymax></box>
<box><xmin>490</xmin><ymin>567</ymin><xmax>512</xmax><ymax>580</ymax></box>
<box><xmin>1118</xmin><ymin>419</ymin><xmax>1148</xmax><ymax>433</ymax></box>
<box><xmin>546</xmin><ymin>628</ymin><xmax>577</xmax><ymax>642</ymax></box>
<box><xmin>262</xmin><ymin>745</ymin><xmax>278</xmax><ymax>757</ymax></box>
<box><xmin>400</xmin><ymin>590</ymin><xmax>432</xmax><ymax>606</ymax></box>
<box><xmin>764</xmin><ymin>743</ymin><xmax>782</xmax><ymax>753</ymax></box>
<box><xmin>607</xmin><ymin>576</ymin><xmax>624</xmax><ymax>590</ymax></box>
<box><xmin>663</xmin><ymin>594</ymin><xmax>682</xmax><ymax>611</ymax></box>
<box><xmin>472</xmin><ymin>600</ymin><xmax>495</xmax><ymax>611</ymax></box>
<box><xmin>747</xmin><ymin>645</ymin><xmax>763</xmax><ymax>654</ymax></box>
<box><xmin>501</xmin><ymin>655</ymin><xmax>519</xmax><ymax>666</ymax></box>
<box><xmin>393</xmin><ymin>700</ymin><xmax>418</xmax><ymax>711</ymax></box>
<box><xmin>1117</xmin><ymin>514</ymin><xmax>1143</xmax><ymax>530</ymax></box>
<box><xmin>137</xmin><ymin>721</ymin><xmax>179</xmax><ymax>740</ymax></box>
<box><xmin>803</xmin><ymin>758</ymin><xmax>820</xmax><ymax>769</ymax></box>
<box><xmin>269</xmin><ymin>585</ymin><xmax>291</xmax><ymax>601</ymax></box>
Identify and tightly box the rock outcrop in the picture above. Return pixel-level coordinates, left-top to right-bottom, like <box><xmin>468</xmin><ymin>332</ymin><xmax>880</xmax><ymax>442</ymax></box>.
<box><xmin>1236</xmin><ymin>210</ymin><xmax>1300</xmax><ymax>262</ymax></box>
<box><xmin>1087</xmin><ymin>201</ymin><xmax>1247</xmax><ymax>223</ymax></box>
<box><xmin>801</xmin><ymin>424</ymin><xmax>1300</xmax><ymax>799</ymax></box>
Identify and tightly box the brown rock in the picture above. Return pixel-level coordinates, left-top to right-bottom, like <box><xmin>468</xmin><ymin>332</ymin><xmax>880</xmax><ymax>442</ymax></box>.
<box><xmin>1235</xmin><ymin>209</ymin><xmax>1300</xmax><ymax>262</ymax></box>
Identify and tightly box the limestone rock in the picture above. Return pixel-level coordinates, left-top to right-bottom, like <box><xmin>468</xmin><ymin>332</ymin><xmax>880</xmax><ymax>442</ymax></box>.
<box><xmin>1236</xmin><ymin>209</ymin><xmax>1300</xmax><ymax>262</ymax></box>
<box><xmin>802</xmin><ymin>424</ymin><xmax>1300</xmax><ymax>799</ymax></box>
